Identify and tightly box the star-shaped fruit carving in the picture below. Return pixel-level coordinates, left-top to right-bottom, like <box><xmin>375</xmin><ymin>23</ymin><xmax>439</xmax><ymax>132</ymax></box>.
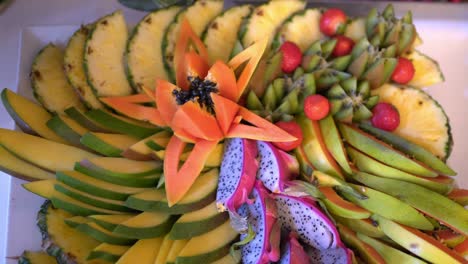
<box><xmin>101</xmin><ymin>19</ymin><xmax>296</xmax><ymax>205</ymax></box>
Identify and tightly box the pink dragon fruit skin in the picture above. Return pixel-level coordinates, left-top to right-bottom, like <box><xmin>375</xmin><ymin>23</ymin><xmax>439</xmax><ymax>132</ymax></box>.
<box><xmin>240</xmin><ymin>181</ymin><xmax>281</xmax><ymax>264</ymax></box>
<box><xmin>279</xmin><ymin>233</ymin><xmax>310</xmax><ymax>264</ymax></box>
<box><xmin>216</xmin><ymin>138</ymin><xmax>258</xmax><ymax>215</ymax></box>
<box><xmin>256</xmin><ymin>141</ymin><xmax>297</xmax><ymax>193</ymax></box>
<box><xmin>274</xmin><ymin>194</ymin><xmax>340</xmax><ymax>250</ymax></box>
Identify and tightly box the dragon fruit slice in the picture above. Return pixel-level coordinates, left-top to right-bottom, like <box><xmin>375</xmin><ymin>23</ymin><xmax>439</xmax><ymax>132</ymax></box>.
<box><xmin>306</xmin><ymin>244</ymin><xmax>353</xmax><ymax>264</ymax></box>
<box><xmin>240</xmin><ymin>181</ymin><xmax>281</xmax><ymax>264</ymax></box>
<box><xmin>216</xmin><ymin>138</ymin><xmax>258</xmax><ymax>230</ymax></box>
<box><xmin>256</xmin><ymin>141</ymin><xmax>296</xmax><ymax>193</ymax></box>
<box><xmin>274</xmin><ymin>194</ymin><xmax>339</xmax><ymax>249</ymax></box>
<box><xmin>279</xmin><ymin>232</ymin><xmax>309</xmax><ymax>264</ymax></box>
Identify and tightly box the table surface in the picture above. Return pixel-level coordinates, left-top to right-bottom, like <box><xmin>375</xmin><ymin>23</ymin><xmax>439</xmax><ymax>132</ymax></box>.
<box><xmin>0</xmin><ymin>1</ymin><xmax>467</xmax><ymax>263</ymax></box>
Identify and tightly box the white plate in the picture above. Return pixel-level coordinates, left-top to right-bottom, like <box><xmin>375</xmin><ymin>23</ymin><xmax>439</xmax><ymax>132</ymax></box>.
<box><xmin>2</xmin><ymin>19</ymin><xmax>468</xmax><ymax>263</ymax></box>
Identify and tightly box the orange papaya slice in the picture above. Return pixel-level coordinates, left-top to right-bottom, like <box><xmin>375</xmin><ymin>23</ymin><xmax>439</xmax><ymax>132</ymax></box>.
<box><xmin>155</xmin><ymin>79</ymin><xmax>179</xmax><ymax>125</ymax></box>
<box><xmin>164</xmin><ymin>136</ymin><xmax>187</xmax><ymax>194</ymax></box>
<box><xmin>175</xmin><ymin>19</ymin><xmax>209</xmax><ymax>90</ymax></box>
<box><xmin>205</xmin><ymin>61</ymin><xmax>238</xmax><ymax>101</ymax></box>
<box><xmin>165</xmin><ymin>139</ymin><xmax>219</xmax><ymax>206</ymax></box>
<box><xmin>320</xmin><ymin>187</ymin><xmax>371</xmax><ymax>219</ymax></box>
<box><xmin>211</xmin><ymin>93</ymin><xmax>239</xmax><ymax>135</ymax></box>
<box><xmin>185</xmin><ymin>51</ymin><xmax>209</xmax><ymax>80</ymax></box>
<box><xmin>228</xmin><ymin>38</ymin><xmax>268</xmax><ymax>101</ymax></box>
<box><xmin>100</xmin><ymin>97</ymin><xmax>165</xmax><ymax>126</ymax></box>
<box><xmin>226</xmin><ymin>107</ymin><xmax>296</xmax><ymax>142</ymax></box>
<box><xmin>171</xmin><ymin>101</ymin><xmax>223</xmax><ymax>141</ymax></box>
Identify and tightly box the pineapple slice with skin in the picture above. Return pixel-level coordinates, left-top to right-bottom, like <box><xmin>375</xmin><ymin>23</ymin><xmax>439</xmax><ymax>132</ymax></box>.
<box><xmin>403</xmin><ymin>50</ymin><xmax>444</xmax><ymax>88</ymax></box>
<box><xmin>203</xmin><ymin>5</ymin><xmax>253</xmax><ymax>64</ymax></box>
<box><xmin>64</xmin><ymin>25</ymin><xmax>104</xmax><ymax>109</ymax></box>
<box><xmin>240</xmin><ymin>0</ymin><xmax>306</xmax><ymax>49</ymax></box>
<box><xmin>84</xmin><ymin>11</ymin><xmax>133</xmax><ymax>97</ymax></box>
<box><xmin>31</xmin><ymin>44</ymin><xmax>85</xmax><ymax>114</ymax></box>
<box><xmin>272</xmin><ymin>8</ymin><xmax>323</xmax><ymax>52</ymax></box>
<box><xmin>162</xmin><ymin>0</ymin><xmax>224</xmax><ymax>81</ymax></box>
<box><xmin>126</xmin><ymin>6</ymin><xmax>181</xmax><ymax>92</ymax></box>
<box><xmin>372</xmin><ymin>84</ymin><xmax>452</xmax><ymax>161</ymax></box>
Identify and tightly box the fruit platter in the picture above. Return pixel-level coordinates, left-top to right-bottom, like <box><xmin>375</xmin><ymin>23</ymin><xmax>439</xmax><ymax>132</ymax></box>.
<box><xmin>1</xmin><ymin>0</ymin><xmax>467</xmax><ymax>263</ymax></box>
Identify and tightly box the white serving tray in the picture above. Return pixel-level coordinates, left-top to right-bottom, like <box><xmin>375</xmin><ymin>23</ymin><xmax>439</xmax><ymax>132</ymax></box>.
<box><xmin>2</xmin><ymin>18</ymin><xmax>468</xmax><ymax>264</ymax></box>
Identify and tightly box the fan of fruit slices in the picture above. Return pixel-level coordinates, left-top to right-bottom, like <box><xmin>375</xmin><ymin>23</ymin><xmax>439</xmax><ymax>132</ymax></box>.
<box><xmin>1</xmin><ymin>0</ymin><xmax>466</xmax><ymax>263</ymax></box>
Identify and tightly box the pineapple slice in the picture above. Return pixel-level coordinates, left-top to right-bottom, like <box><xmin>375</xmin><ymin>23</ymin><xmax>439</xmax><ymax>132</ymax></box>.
<box><xmin>64</xmin><ymin>25</ymin><xmax>104</xmax><ymax>109</ymax></box>
<box><xmin>403</xmin><ymin>50</ymin><xmax>444</xmax><ymax>88</ymax></box>
<box><xmin>84</xmin><ymin>11</ymin><xmax>133</xmax><ymax>97</ymax></box>
<box><xmin>203</xmin><ymin>5</ymin><xmax>253</xmax><ymax>64</ymax></box>
<box><xmin>31</xmin><ymin>44</ymin><xmax>85</xmax><ymax>114</ymax></box>
<box><xmin>372</xmin><ymin>84</ymin><xmax>452</xmax><ymax>160</ymax></box>
<box><xmin>273</xmin><ymin>8</ymin><xmax>323</xmax><ymax>52</ymax></box>
<box><xmin>162</xmin><ymin>0</ymin><xmax>224</xmax><ymax>81</ymax></box>
<box><xmin>126</xmin><ymin>6</ymin><xmax>181</xmax><ymax>92</ymax></box>
<box><xmin>240</xmin><ymin>0</ymin><xmax>306</xmax><ymax>48</ymax></box>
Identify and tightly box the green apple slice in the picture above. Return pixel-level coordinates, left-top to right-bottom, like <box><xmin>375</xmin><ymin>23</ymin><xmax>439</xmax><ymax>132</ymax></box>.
<box><xmin>338</xmin><ymin>123</ymin><xmax>437</xmax><ymax>177</ymax></box>
<box><xmin>46</xmin><ymin>115</ymin><xmax>89</xmax><ymax>146</ymax></box>
<box><xmin>52</xmin><ymin>191</ymin><xmax>127</xmax><ymax>216</ymax></box>
<box><xmin>85</xmin><ymin>109</ymin><xmax>160</xmax><ymax>139</ymax></box>
<box><xmin>176</xmin><ymin>220</ymin><xmax>238</xmax><ymax>264</ymax></box>
<box><xmin>337</xmin><ymin>224</ymin><xmax>386</xmax><ymax>264</ymax></box>
<box><xmin>319</xmin><ymin>115</ymin><xmax>352</xmax><ymax>174</ymax></box>
<box><xmin>80</xmin><ymin>132</ymin><xmax>139</xmax><ymax>157</ymax></box>
<box><xmin>0</xmin><ymin>129</ymin><xmax>97</xmax><ymax>172</ymax></box>
<box><xmin>87</xmin><ymin>243</ymin><xmax>129</xmax><ymax>263</ymax></box>
<box><xmin>357</xmin><ymin>233</ymin><xmax>427</xmax><ymax>264</ymax></box>
<box><xmin>341</xmin><ymin>183</ymin><xmax>434</xmax><ymax>231</ymax></box>
<box><xmin>1</xmin><ymin>88</ymin><xmax>66</xmax><ymax>144</ymax></box>
<box><xmin>170</xmin><ymin>201</ymin><xmax>228</xmax><ymax>240</ymax></box>
<box><xmin>1</xmin><ymin>146</ymin><xmax>54</xmax><ymax>181</ymax></box>
<box><xmin>371</xmin><ymin>215</ymin><xmax>466</xmax><ymax>264</ymax></box>
<box><xmin>116</xmin><ymin>237</ymin><xmax>163</xmax><ymax>264</ymax></box>
<box><xmin>333</xmin><ymin>215</ymin><xmax>385</xmax><ymax>238</ymax></box>
<box><xmin>125</xmin><ymin>169</ymin><xmax>218</xmax><ymax>214</ymax></box>
<box><xmin>165</xmin><ymin>239</ymin><xmax>190</xmax><ymax>264</ymax></box>
<box><xmin>122</xmin><ymin>130</ymin><xmax>172</xmax><ymax>161</ymax></box>
<box><xmin>56</xmin><ymin>170</ymin><xmax>148</xmax><ymax>201</ymax></box>
<box><xmin>76</xmin><ymin>221</ymin><xmax>136</xmax><ymax>245</ymax></box>
<box><xmin>347</xmin><ymin>146</ymin><xmax>453</xmax><ymax>194</ymax></box>
<box><xmin>297</xmin><ymin>115</ymin><xmax>344</xmax><ymax>178</ymax></box>
<box><xmin>359</xmin><ymin>122</ymin><xmax>456</xmax><ymax>176</ymax></box>
<box><xmin>354</xmin><ymin>172</ymin><xmax>468</xmax><ymax>236</ymax></box>
<box><xmin>65</xmin><ymin>106</ymin><xmax>110</xmax><ymax>132</ymax></box>
<box><xmin>113</xmin><ymin>211</ymin><xmax>175</xmax><ymax>239</ymax></box>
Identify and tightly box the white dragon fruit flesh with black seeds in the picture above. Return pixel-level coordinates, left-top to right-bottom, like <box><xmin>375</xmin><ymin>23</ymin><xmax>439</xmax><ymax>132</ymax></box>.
<box><xmin>274</xmin><ymin>194</ymin><xmax>339</xmax><ymax>249</ymax></box>
<box><xmin>256</xmin><ymin>141</ymin><xmax>296</xmax><ymax>193</ymax></box>
<box><xmin>279</xmin><ymin>232</ymin><xmax>309</xmax><ymax>264</ymax></box>
<box><xmin>240</xmin><ymin>181</ymin><xmax>281</xmax><ymax>264</ymax></box>
<box><xmin>306</xmin><ymin>244</ymin><xmax>352</xmax><ymax>264</ymax></box>
<box><xmin>216</xmin><ymin>138</ymin><xmax>258</xmax><ymax>213</ymax></box>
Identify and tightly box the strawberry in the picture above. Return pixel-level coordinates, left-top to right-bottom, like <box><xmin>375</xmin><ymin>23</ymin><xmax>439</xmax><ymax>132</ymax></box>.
<box><xmin>303</xmin><ymin>95</ymin><xmax>330</xmax><ymax>121</ymax></box>
<box><xmin>273</xmin><ymin>121</ymin><xmax>303</xmax><ymax>151</ymax></box>
<box><xmin>391</xmin><ymin>57</ymin><xmax>415</xmax><ymax>84</ymax></box>
<box><xmin>332</xmin><ymin>35</ymin><xmax>354</xmax><ymax>57</ymax></box>
<box><xmin>280</xmin><ymin>41</ymin><xmax>302</xmax><ymax>73</ymax></box>
<box><xmin>371</xmin><ymin>102</ymin><xmax>400</xmax><ymax>131</ymax></box>
<box><xmin>320</xmin><ymin>8</ymin><xmax>347</xmax><ymax>36</ymax></box>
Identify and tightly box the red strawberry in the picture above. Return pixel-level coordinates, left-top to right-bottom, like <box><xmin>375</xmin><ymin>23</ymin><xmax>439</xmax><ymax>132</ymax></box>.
<box><xmin>320</xmin><ymin>8</ymin><xmax>347</xmax><ymax>36</ymax></box>
<box><xmin>391</xmin><ymin>57</ymin><xmax>415</xmax><ymax>84</ymax></box>
<box><xmin>273</xmin><ymin>121</ymin><xmax>303</xmax><ymax>151</ymax></box>
<box><xmin>332</xmin><ymin>35</ymin><xmax>355</xmax><ymax>57</ymax></box>
<box><xmin>371</xmin><ymin>102</ymin><xmax>400</xmax><ymax>131</ymax></box>
<box><xmin>280</xmin><ymin>41</ymin><xmax>302</xmax><ymax>73</ymax></box>
<box><xmin>303</xmin><ymin>95</ymin><xmax>330</xmax><ymax>121</ymax></box>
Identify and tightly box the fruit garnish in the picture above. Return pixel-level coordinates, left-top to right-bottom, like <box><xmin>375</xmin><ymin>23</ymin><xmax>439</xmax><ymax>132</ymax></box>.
<box><xmin>391</xmin><ymin>57</ymin><xmax>415</xmax><ymax>84</ymax></box>
<box><xmin>371</xmin><ymin>102</ymin><xmax>400</xmax><ymax>131</ymax></box>
<box><xmin>332</xmin><ymin>35</ymin><xmax>355</xmax><ymax>57</ymax></box>
<box><xmin>273</xmin><ymin>121</ymin><xmax>303</xmax><ymax>151</ymax></box>
<box><xmin>320</xmin><ymin>8</ymin><xmax>347</xmax><ymax>36</ymax></box>
<box><xmin>279</xmin><ymin>41</ymin><xmax>302</xmax><ymax>73</ymax></box>
<box><xmin>303</xmin><ymin>94</ymin><xmax>330</xmax><ymax>121</ymax></box>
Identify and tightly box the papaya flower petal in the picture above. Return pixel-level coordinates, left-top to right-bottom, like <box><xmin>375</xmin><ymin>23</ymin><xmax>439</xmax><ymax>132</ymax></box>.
<box><xmin>205</xmin><ymin>61</ymin><xmax>238</xmax><ymax>101</ymax></box>
<box><xmin>155</xmin><ymin>79</ymin><xmax>179</xmax><ymax>126</ymax></box>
